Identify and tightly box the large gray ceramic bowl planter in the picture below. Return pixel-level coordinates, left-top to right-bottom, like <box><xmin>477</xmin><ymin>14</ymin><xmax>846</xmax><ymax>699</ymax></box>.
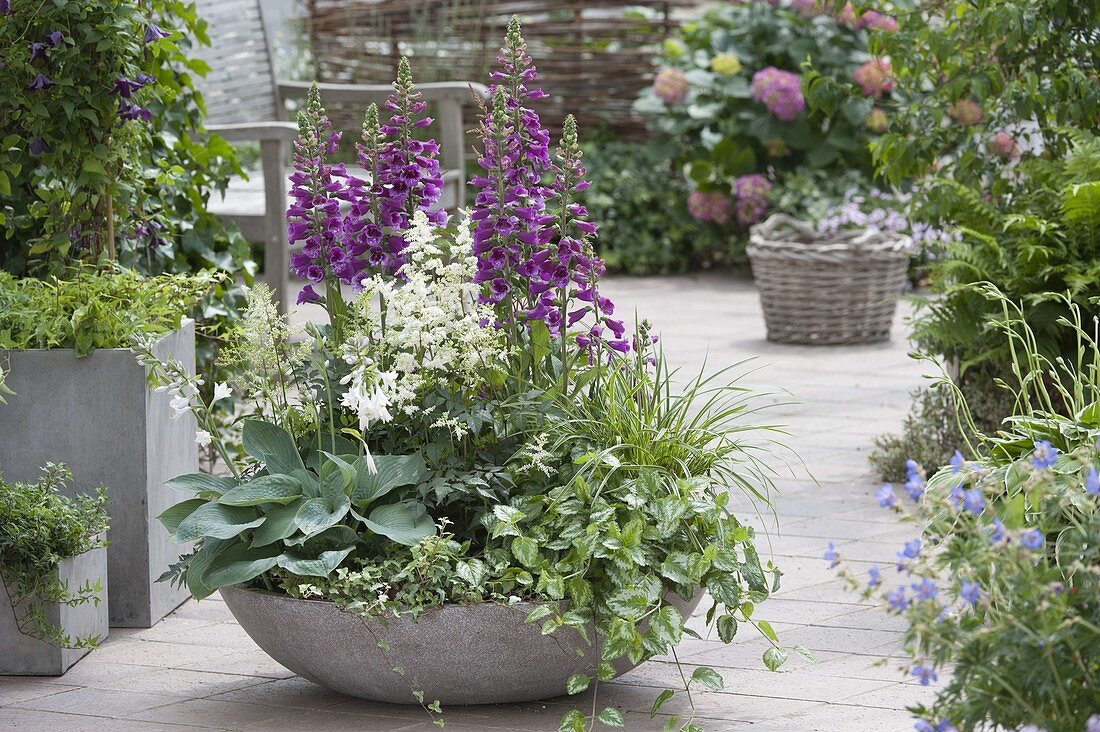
<box><xmin>222</xmin><ymin>585</ymin><xmax>702</xmax><ymax>705</ymax></box>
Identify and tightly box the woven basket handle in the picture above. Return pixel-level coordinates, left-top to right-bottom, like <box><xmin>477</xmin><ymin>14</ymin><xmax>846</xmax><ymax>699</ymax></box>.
<box><xmin>750</xmin><ymin>213</ymin><xmax>818</xmax><ymax>242</ymax></box>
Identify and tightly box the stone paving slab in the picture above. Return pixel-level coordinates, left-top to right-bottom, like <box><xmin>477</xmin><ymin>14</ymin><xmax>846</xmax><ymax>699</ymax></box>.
<box><xmin>1</xmin><ymin>274</ymin><xmax>936</xmax><ymax>730</ymax></box>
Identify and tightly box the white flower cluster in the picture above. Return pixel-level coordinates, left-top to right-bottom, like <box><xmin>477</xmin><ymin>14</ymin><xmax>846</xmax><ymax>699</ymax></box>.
<box><xmin>342</xmin><ymin>211</ymin><xmax>507</xmax><ymax>430</ymax></box>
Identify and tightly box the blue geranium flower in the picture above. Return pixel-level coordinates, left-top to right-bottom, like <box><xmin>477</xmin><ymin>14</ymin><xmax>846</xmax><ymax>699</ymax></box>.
<box><xmin>912</xmin><ymin>577</ymin><xmax>937</xmax><ymax>602</ymax></box>
<box><xmin>876</xmin><ymin>483</ymin><xmax>898</xmax><ymax>508</ymax></box>
<box><xmin>962</xmin><ymin>488</ymin><xmax>985</xmax><ymax>515</ymax></box>
<box><xmin>1020</xmin><ymin>529</ymin><xmax>1044</xmax><ymax>551</ymax></box>
<box><xmin>959</xmin><ymin>581</ymin><xmax>981</xmax><ymax>606</ymax></box>
<box><xmin>887</xmin><ymin>586</ymin><xmax>908</xmax><ymax>611</ymax></box>
<box><xmin>1032</xmin><ymin>440</ymin><xmax>1058</xmax><ymax>470</ymax></box>
<box><xmin>867</xmin><ymin>565</ymin><xmax>882</xmax><ymax>588</ymax></box>
<box><xmin>1086</xmin><ymin>468</ymin><xmax>1099</xmax><ymax>496</ymax></box>
<box><xmin>910</xmin><ymin>663</ymin><xmax>938</xmax><ymax>686</ymax></box>
<box><xmin>823</xmin><ymin>542</ymin><xmax>839</xmax><ymax>569</ymax></box>
<box><xmin>950</xmin><ymin>450</ymin><xmax>965</xmax><ymax>473</ymax></box>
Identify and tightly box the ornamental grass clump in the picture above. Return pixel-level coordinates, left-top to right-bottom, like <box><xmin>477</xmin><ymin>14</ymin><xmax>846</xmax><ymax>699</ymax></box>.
<box><xmin>829</xmin><ymin>290</ymin><xmax>1100</xmax><ymax>732</ymax></box>
<box><xmin>151</xmin><ymin>19</ymin><xmax>795</xmax><ymax>731</ymax></box>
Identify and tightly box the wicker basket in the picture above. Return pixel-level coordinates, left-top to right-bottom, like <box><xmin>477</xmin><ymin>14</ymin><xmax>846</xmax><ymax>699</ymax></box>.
<box><xmin>747</xmin><ymin>214</ymin><xmax>912</xmax><ymax>345</ymax></box>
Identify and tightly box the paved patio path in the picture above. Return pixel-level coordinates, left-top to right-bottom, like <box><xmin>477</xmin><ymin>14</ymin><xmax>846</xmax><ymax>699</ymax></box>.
<box><xmin>1</xmin><ymin>274</ymin><xmax>935</xmax><ymax>731</ymax></box>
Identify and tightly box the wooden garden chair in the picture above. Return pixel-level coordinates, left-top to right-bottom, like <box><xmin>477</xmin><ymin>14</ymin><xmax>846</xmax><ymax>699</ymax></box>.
<box><xmin>193</xmin><ymin>0</ymin><xmax>487</xmax><ymax>309</ymax></box>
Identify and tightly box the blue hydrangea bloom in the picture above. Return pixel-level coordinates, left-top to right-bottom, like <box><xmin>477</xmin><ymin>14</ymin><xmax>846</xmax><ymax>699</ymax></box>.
<box><xmin>1032</xmin><ymin>440</ymin><xmax>1058</xmax><ymax>470</ymax></box>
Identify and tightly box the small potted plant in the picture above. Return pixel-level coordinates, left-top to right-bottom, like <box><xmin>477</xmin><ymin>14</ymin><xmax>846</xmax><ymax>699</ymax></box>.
<box><xmin>151</xmin><ymin>20</ymin><xmax>802</xmax><ymax>731</ymax></box>
<box><xmin>0</xmin><ymin>464</ymin><xmax>109</xmax><ymax>676</ymax></box>
<box><xmin>746</xmin><ymin>186</ymin><xmax>944</xmax><ymax>345</ymax></box>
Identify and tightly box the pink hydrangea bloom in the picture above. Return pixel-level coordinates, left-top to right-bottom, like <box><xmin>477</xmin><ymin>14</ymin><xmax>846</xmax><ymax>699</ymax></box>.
<box><xmin>653</xmin><ymin>67</ymin><xmax>689</xmax><ymax>105</ymax></box>
<box><xmin>948</xmin><ymin>98</ymin><xmax>983</xmax><ymax>126</ymax></box>
<box><xmin>836</xmin><ymin>2</ymin><xmax>859</xmax><ymax>28</ymax></box>
<box><xmin>860</xmin><ymin>11</ymin><xmax>899</xmax><ymax>31</ymax></box>
<box><xmin>986</xmin><ymin>131</ymin><xmax>1020</xmax><ymax>160</ymax></box>
<box><xmin>734</xmin><ymin>174</ymin><xmax>772</xmax><ymax>226</ymax></box>
<box><xmin>687</xmin><ymin>191</ymin><xmax>732</xmax><ymax>225</ymax></box>
<box><xmin>750</xmin><ymin>67</ymin><xmax>805</xmax><ymax>122</ymax></box>
<box><xmin>866</xmin><ymin>107</ymin><xmax>888</xmax><ymax>133</ymax></box>
<box><xmin>853</xmin><ymin>59</ymin><xmax>893</xmax><ymax>98</ymax></box>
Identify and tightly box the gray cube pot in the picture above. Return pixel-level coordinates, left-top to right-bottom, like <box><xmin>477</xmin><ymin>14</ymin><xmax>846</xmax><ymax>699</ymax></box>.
<box><xmin>0</xmin><ymin>543</ymin><xmax>109</xmax><ymax>675</ymax></box>
<box><xmin>0</xmin><ymin>323</ymin><xmax>198</xmax><ymax>627</ymax></box>
<box><xmin>221</xmin><ymin>585</ymin><xmax>703</xmax><ymax>705</ymax></box>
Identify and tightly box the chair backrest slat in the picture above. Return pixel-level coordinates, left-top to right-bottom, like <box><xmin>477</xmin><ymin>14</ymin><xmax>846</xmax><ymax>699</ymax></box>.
<box><xmin>192</xmin><ymin>0</ymin><xmax>280</xmax><ymax>125</ymax></box>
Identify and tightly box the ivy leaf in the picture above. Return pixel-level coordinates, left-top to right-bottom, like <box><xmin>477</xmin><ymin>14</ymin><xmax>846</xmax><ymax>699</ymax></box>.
<box><xmin>763</xmin><ymin>647</ymin><xmax>788</xmax><ymax>672</ymax></box>
<box><xmin>525</xmin><ymin>604</ymin><xmax>554</xmax><ymax>624</ymax></box>
<box><xmin>716</xmin><ymin>613</ymin><xmax>738</xmax><ymax>644</ymax></box>
<box><xmin>650</xmin><ymin>689</ymin><xmax>675</xmax><ymax>717</ymax></box>
<box><xmin>595</xmin><ymin>707</ymin><xmax>624</xmax><ymax>728</ymax></box>
<box><xmin>690</xmin><ymin>666</ymin><xmax>724</xmax><ymax>691</ymax></box>
<box><xmin>511</xmin><ymin>536</ymin><xmax>539</xmax><ymax>568</ymax></box>
<box><xmin>565</xmin><ymin>673</ymin><xmax>590</xmax><ymax>695</ymax></box>
<box><xmin>650</xmin><ymin>605</ymin><xmax>683</xmax><ymax>648</ymax></box>
<box><xmin>793</xmin><ymin>645</ymin><xmax>817</xmax><ymax>664</ymax></box>
<box><xmin>557</xmin><ymin>710</ymin><xmax>586</xmax><ymax>732</ymax></box>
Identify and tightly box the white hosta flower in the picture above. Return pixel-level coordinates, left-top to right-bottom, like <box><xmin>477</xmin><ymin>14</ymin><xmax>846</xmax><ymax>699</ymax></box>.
<box><xmin>194</xmin><ymin>429</ymin><xmax>212</xmax><ymax>447</ymax></box>
<box><xmin>212</xmin><ymin>382</ymin><xmax>233</xmax><ymax>403</ymax></box>
<box><xmin>168</xmin><ymin>384</ymin><xmax>196</xmax><ymax>420</ymax></box>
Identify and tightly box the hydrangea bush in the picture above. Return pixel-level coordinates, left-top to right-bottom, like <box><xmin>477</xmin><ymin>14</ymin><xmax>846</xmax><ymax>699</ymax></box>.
<box><xmin>635</xmin><ymin>0</ymin><xmax>898</xmax><ymax>232</ymax></box>
<box><xmin>830</xmin><ymin>293</ymin><xmax>1100</xmax><ymax>731</ymax></box>
<box><xmin>149</xmin><ymin>19</ymin><xmax>800</xmax><ymax>731</ymax></box>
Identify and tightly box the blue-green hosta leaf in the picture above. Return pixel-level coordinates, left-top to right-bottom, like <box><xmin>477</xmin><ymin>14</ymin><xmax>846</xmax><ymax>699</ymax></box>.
<box><xmin>276</xmin><ymin>547</ymin><xmax>354</xmax><ymax>577</ymax></box>
<box><xmin>186</xmin><ymin>538</ymin><xmax>230</xmax><ymax>600</ymax></box>
<box><xmin>202</xmin><ymin>542</ymin><xmax>281</xmax><ymax>589</ymax></box>
<box><xmin>356</xmin><ymin>502</ymin><xmax>435</xmax><ymax>546</ymax></box>
<box><xmin>294</xmin><ymin>494</ymin><xmax>352</xmax><ymax>536</ymax></box>
<box><xmin>283</xmin><ymin>524</ymin><xmax>359</xmax><ymax>551</ymax></box>
<box><xmin>250</xmin><ymin>499</ymin><xmax>304</xmax><ymax>548</ymax></box>
<box><xmin>165</xmin><ymin>473</ymin><xmax>237</xmax><ymax>497</ymax></box>
<box><xmin>218</xmin><ymin>474</ymin><xmax>303</xmax><ymax>507</ymax></box>
<box><xmin>157</xmin><ymin>499</ymin><xmax>207</xmax><ymax>534</ymax></box>
<box><xmin>290</xmin><ymin>469</ymin><xmax>321</xmax><ymax>499</ymax></box>
<box><xmin>242</xmin><ymin>420</ymin><xmax>303</xmax><ymax>474</ymax></box>
<box><xmin>351</xmin><ymin>454</ymin><xmax>428</xmax><ymax>506</ymax></box>
<box><xmin>174</xmin><ymin>503</ymin><xmax>265</xmax><ymax>542</ymax></box>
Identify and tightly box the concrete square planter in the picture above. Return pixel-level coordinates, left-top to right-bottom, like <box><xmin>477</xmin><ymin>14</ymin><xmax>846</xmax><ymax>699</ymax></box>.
<box><xmin>0</xmin><ymin>323</ymin><xmax>199</xmax><ymax>627</ymax></box>
<box><xmin>0</xmin><ymin>544</ymin><xmax>109</xmax><ymax>676</ymax></box>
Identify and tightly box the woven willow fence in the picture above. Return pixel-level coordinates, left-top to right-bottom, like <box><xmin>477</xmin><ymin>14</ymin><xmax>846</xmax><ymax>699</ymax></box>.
<box><xmin>303</xmin><ymin>0</ymin><xmax>699</xmax><ymax>138</ymax></box>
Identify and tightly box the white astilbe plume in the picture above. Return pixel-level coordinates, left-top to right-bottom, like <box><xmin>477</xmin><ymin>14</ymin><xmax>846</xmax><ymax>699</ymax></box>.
<box><xmin>342</xmin><ymin>211</ymin><xmax>507</xmax><ymax>428</ymax></box>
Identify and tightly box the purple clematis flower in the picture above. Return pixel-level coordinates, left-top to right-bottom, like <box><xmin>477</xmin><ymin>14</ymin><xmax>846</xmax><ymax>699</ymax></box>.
<box><xmin>27</xmin><ymin>74</ymin><xmax>53</xmax><ymax>91</ymax></box>
<box><xmin>144</xmin><ymin>23</ymin><xmax>169</xmax><ymax>43</ymax></box>
<box><xmin>28</xmin><ymin>137</ymin><xmax>50</xmax><ymax>155</ymax></box>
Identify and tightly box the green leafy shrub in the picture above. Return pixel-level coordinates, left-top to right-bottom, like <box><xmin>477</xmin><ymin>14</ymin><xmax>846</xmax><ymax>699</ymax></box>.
<box><xmin>834</xmin><ymin>291</ymin><xmax>1100</xmax><ymax>731</ymax></box>
<box><xmin>0</xmin><ymin>464</ymin><xmax>109</xmax><ymax>648</ymax></box>
<box><xmin>635</xmin><ymin>0</ymin><xmax>892</xmax><ymax>230</ymax></box>
<box><xmin>583</xmin><ymin>137</ymin><xmax>737</xmax><ymax>273</ymax></box>
<box><xmin>0</xmin><ymin>268</ymin><xmax>217</xmax><ymax>355</ymax></box>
